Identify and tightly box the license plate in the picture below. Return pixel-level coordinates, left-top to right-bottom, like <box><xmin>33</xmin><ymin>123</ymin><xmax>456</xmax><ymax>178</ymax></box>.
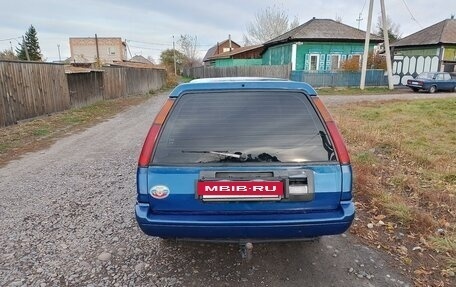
<box><xmin>411</xmin><ymin>81</ymin><xmax>419</xmax><ymax>85</ymax></box>
<box><xmin>197</xmin><ymin>180</ymin><xmax>284</xmax><ymax>201</ymax></box>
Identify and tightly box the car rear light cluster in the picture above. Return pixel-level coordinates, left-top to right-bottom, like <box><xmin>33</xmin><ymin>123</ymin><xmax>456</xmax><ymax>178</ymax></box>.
<box><xmin>312</xmin><ymin>97</ymin><xmax>350</xmax><ymax>165</ymax></box>
<box><xmin>138</xmin><ymin>99</ymin><xmax>174</xmax><ymax>167</ymax></box>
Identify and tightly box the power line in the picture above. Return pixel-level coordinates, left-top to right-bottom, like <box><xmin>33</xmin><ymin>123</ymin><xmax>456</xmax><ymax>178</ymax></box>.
<box><xmin>127</xmin><ymin>39</ymin><xmax>170</xmax><ymax>46</ymax></box>
<box><xmin>128</xmin><ymin>45</ymin><xmax>165</xmax><ymax>51</ymax></box>
<box><xmin>401</xmin><ymin>0</ymin><xmax>423</xmax><ymax>28</ymax></box>
<box><xmin>127</xmin><ymin>39</ymin><xmax>213</xmax><ymax>48</ymax></box>
<box><xmin>357</xmin><ymin>0</ymin><xmax>368</xmax><ymax>30</ymax></box>
<box><xmin>360</xmin><ymin>0</ymin><xmax>368</xmax><ymax>15</ymax></box>
<box><xmin>0</xmin><ymin>36</ymin><xmax>21</xmax><ymax>42</ymax></box>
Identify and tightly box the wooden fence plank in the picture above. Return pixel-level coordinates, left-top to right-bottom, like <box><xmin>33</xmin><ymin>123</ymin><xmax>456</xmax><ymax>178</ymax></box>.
<box><xmin>0</xmin><ymin>61</ymin><xmax>166</xmax><ymax>127</ymax></box>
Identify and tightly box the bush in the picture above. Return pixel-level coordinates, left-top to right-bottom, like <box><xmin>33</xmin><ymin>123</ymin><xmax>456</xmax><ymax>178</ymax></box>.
<box><xmin>340</xmin><ymin>57</ymin><xmax>361</xmax><ymax>71</ymax></box>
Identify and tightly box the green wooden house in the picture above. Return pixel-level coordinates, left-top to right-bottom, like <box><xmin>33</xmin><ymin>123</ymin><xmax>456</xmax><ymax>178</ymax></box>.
<box><xmin>390</xmin><ymin>18</ymin><xmax>456</xmax><ymax>85</ymax></box>
<box><xmin>262</xmin><ymin>18</ymin><xmax>382</xmax><ymax>71</ymax></box>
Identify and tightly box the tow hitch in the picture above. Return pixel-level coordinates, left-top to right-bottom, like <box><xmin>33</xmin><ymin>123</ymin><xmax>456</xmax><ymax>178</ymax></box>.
<box><xmin>240</xmin><ymin>242</ymin><xmax>253</xmax><ymax>261</ymax></box>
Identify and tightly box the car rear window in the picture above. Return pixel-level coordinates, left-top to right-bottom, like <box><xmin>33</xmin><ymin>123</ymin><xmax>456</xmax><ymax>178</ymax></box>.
<box><xmin>152</xmin><ymin>91</ymin><xmax>335</xmax><ymax>165</ymax></box>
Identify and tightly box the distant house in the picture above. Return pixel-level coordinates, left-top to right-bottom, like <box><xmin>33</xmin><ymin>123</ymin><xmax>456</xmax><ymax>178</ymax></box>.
<box><xmin>262</xmin><ymin>18</ymin><xmax>382</xmax><ymax>71</ymax></box>
<box><xmin>203</xmin><ymin>39</ymin><xmax>241</xmax><ymax>66</ymax></box>
<box><xmin>69</xmin><ymin>37</ymin><xmax>127</xmax><ymax>64</ymax></box>
<box><xmin>205</xmin><ymin>45</ymin><xmax>264</xmax><ymax>67</ymax></box>
<box><xmin>129</xmin><ymin>55</ymin><xmax>154</xmax><ymax>65</ymax></box>
<box><xmin>390</xmin><ymin>18</ymin><xmax>456</xmax><ymax>85</ymax></box>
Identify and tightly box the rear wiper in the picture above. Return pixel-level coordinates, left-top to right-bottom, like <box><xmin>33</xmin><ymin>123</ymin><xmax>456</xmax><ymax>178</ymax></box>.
<box><xmin>181</xmin><ymin>150</ymin><xmax>242</xmax><ymax>159</ymax></box>
<box><xmin>318</xmin><ymin>131</ymin><xmax>335</xmax><ymax>160</ymax></box>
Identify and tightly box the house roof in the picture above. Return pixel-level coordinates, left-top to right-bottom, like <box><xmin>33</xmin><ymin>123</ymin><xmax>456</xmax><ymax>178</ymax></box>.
<box><xmin>264</xmin><ymin>18</ymin><xmax>382</xmax><ymax>45</ymax></box>
<box><xmin>65</xmin><ymin>54</ymin><xmax>94</xmax><ymax>64</ymax></box>
<box><xmin>207</xmin><ymin>45</ymin><xmax>263</xmax><ymax>60</ymax></box>
<box><xmin>391</xmin><ymin>18</ymin><xmax>456</xmax><ymax>47</ymax></box>
<box><xmin>129</xmin><ymin>55</ymin><xmax>153</xmax><ymax>65</ymax></box>
<box><xmin>202</xmin><ymin>39</ymin><xmax>241</xmax><ymax>62</ymax></box>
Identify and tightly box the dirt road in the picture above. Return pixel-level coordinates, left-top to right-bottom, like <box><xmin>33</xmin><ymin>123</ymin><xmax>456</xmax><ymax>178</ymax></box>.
<box><xmin>1</xmin><ymin>91</ymin><xmax>454</xmax><ymax>286</ymax></box>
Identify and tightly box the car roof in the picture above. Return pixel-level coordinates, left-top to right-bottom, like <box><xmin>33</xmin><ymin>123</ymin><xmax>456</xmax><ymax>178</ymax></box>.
<box><xmin>169</xmin><ymin>77</ymin><xmax>317</xmax><ymax>98</ymax></box>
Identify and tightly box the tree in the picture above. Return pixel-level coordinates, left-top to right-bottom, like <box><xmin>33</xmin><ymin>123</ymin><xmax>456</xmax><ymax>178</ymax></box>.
<box><xmin>375</xmin><ymin>15</ymin><xmax>402</xmax><ymax>42</ymax></box>
<box><xmin>367</xmin><ymin>51</ymin><xmax>386</xmax><ymax>70</ymax></box>
<box><xmin>0</xmin><ymin>49</ymin><xmax>18</xmax><ymax>60</ymax></box>
<box><xmin>160</xmin><ymin>49</ymin><xmax>186</xmax><ymax>74</ymax></box>
<box><xmin>177</xmin><ymin>34</ymin><xmax>201</xmax><ymax>68</ymax></box>
<box><xmin>16</xmin><ymin>25</ymin><xmax>42</xmax><ymax>61</ymax></box>
<box><xmin>340</xmin><ymin>57</ymin><xmax>361</xmax><ymax>71</ymax></box>
<box><xmin>243</xmin><ymin>5</ymin><xmax>300</xmax><ymax>45</ymax></box>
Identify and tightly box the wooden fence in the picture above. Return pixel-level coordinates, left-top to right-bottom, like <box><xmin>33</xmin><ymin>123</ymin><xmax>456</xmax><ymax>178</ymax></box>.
<box><xmin>103</xmin><ymin>66</ymin><xmax>166</xmax><ymax>99</ymax></box>
<box><xmin>0</xmin><ymin>61</ymin><xmax>70</xmax><ymax>127</ymax></box>
<box><xmin>0</xmin><ymin>61</ymin><xmax>167</xmax><ymax>127</ymax></box>
<box><xmin>290</xmin><ymin>70</ymin><xmax>387</xmax><ymax>87</ymax></box>
<box><xmin>184</xmin><ymin>64</ymin><xmax>388</xmax><ymax>88</ymax></box>
<box><xmin>67</xmin><ymin>71</ymin><xmax>104</xmax><ymax>108</ymax></box>
<box><xmin>183</xmin><ymin>65</ymin><xmax>291</xmax><ymax>79</ymax></box>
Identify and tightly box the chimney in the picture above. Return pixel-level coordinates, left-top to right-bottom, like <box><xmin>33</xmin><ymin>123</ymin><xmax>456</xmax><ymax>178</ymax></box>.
<box><xmin>229</xmin><ymin>34</ymin><xmax>232</xmax><ymax>51</ymax></box>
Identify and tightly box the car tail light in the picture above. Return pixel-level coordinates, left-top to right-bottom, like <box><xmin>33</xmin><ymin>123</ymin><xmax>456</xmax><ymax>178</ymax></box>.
<box><xmin>138</xmin><ymin>99</ymin><xmax>174</xmax><ymax>167</ymax></box>
<box><xmin>312</xmin><ymin>97</ymin><xmax>350</xmax><ymax>164</ymax></box>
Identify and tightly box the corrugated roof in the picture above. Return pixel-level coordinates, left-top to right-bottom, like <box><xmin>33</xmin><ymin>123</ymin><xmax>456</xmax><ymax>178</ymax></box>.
<box><xmin>391</xmin><ymin>18</ymin><xmax>456</xmax><ymax>47</ymax></box>
<box><xmin>207</xmin><ymin>45</ymin><xmax>263</xmax><ymax>60</ymax></box>
<box><xmin>264</xmin><ymin>18</ymin><xmax>382</xmax><ymax>45</ymax></box>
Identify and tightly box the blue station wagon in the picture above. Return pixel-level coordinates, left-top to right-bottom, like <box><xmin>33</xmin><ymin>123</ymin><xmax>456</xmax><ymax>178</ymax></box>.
<box><xmin>136</xmin><ymin>78</ymin><xmax>354</xmax><ymax>242</ymax></box>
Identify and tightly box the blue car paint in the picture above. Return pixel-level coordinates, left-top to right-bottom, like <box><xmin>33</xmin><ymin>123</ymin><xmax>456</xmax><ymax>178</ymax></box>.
<box><xmin>136</xmin><ymin>79</ymin><xmax>354</xmax><ymax>240</ymax></box>
<box><xmin>135</xmin><ymin>201</ymin><xmax>354</xmax><ymax>240</ymax></box>
<box><xmin>169</xmin><ymin>80</ymin><xmax>318</xmax><ymax>98</ymax></box>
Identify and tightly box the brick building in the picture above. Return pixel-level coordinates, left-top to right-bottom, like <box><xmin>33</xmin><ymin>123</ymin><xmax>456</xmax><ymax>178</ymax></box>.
<box><xmin>69</xmin><ymin>37</ymin><xmax>127</xmax><ymax>64</ymax></box>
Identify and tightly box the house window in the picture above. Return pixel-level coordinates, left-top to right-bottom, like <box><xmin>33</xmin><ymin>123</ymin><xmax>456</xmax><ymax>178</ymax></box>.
<box><xmin>330</xmin><ymin>55</ymin><xmax>340</xmax><ymax>70</ymax></box>
<box><xmin>108</xmin><ymin>47</ymin><xmax>116</xmax><ymax>55</ymax></box>
<box><xmin>310</xmin><ymin>54</ymin><xmax>319</xmax><ymax>71</ymax></box>
<box><xmin>222</xmin><ymin>47</ymin><xmax>231</xmax><ymax>53</ymax></box>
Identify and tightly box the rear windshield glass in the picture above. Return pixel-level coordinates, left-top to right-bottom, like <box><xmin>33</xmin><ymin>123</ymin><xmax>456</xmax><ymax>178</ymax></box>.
<box><xmin>152</xmin><ymin>91</ymin><xmax>335</xmax><ymax>164</ymax></box>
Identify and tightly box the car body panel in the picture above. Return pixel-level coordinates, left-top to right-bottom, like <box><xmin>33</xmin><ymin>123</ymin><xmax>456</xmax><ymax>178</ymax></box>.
<box><xmin>135</xmin><ymin>78</ymin><xmax>354</xmax><ymax>241</ymax></box>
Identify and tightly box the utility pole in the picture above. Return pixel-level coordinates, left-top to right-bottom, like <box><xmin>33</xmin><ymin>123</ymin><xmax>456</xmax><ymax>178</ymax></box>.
<box><xmin>173</xmin><ymin>35</ymin><xmax>177</xmax><ymax>76</ymax></box>
<box><xmin>356</xmin><ymin>13</ymin><xmax>363</xmax><ymax>30</ymax></box>
<box><xmin>360</xmin><ymin>0</ymin><xmax>373</xmax><ymax>90</ymax></box>
<box><xmin>57</xmin><ymin>44</ymin><xmax>61</xmax><ymax>62</ymax></box>
<box><xmin>380</xmin><ymin>0</ymin><xmax>394</xmax><ymax>90</ymax></box>
<box><xmin>95</xmin><ymin>34</ymin><xmax>101</xmax><ymax>68</ymax></box>
<box><xmin>125</xmin><ymin>39</ymin><xmax>133</xmax><ymax>59</ymax></box>
<box><xmin>22</xmin><ymin>35</ymin><xmax>30</xmax><ymax>61</ymax></box>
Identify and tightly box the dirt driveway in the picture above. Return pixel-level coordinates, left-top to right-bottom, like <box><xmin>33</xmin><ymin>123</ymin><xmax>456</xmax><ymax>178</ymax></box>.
<box><xmin>1</xmin><ymin>91</ymin><xmax>454</xmax><ymax>286</ymax></box>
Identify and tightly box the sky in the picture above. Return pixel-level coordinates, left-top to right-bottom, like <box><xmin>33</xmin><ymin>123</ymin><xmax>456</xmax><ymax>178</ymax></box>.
<box><xmin>1</xmin><ymin>0</ymin><xmax>455</xmax><ymax>63</ymax></box>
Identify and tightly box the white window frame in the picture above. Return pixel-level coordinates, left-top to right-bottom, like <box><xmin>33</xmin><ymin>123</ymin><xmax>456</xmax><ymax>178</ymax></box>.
<box><xmin>309</xmin><ymin>54</ymin><xmax>319</xmax><ymax>71</ymax></box>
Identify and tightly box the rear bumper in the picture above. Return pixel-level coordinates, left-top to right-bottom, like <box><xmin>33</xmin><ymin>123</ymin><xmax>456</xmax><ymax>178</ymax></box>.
<box><xmin>406</xmin><ymin>84</ymin><xmax>425</xmax><ymax>90</ymax></box>
<box><xmin>135</xmin><ymin>201</ymin><xmax>355</xmax><ymax>240</ymax></box>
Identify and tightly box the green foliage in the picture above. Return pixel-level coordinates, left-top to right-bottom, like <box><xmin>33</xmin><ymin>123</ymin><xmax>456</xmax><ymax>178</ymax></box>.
<box><xmin>160</xmin><ymin>49</ymin><xmax>186</xmax><ymax>75</ymax></box>
<box><xmin>16</xmin><ymin>25</ymin><xmax>42</xmax><ymax>61</ymax></box>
